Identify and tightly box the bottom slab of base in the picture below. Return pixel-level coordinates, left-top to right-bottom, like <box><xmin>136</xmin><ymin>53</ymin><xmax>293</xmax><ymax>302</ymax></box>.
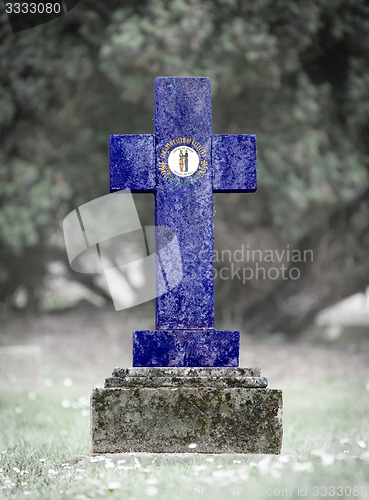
<box><xmin>91</xmin><ymin>386</ymin><xmax>283</xmax><ymax>454</ymax></box>
<box><xmin>133</xmin><ymin>330</ymin><xmax>239</xmax><ymax>367</ymax></box>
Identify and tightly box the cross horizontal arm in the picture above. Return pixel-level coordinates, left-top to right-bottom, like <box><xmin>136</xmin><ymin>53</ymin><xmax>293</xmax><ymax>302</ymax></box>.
<box><xmin>110</xmin><ymin>134</ymin><xmax>156</xmax><ymax>193</ymax></box>
<box><xmin>212</xmin><ymin>134</ymin><xmax>257</xmax><ymax>193</ymax></box>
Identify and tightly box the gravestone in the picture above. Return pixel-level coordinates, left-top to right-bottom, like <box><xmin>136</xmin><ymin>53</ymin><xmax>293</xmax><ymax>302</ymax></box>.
<box><xmin>91</xmin><ymin>77</ymin><xmax>283</xmax><ymax>454</ymax></box>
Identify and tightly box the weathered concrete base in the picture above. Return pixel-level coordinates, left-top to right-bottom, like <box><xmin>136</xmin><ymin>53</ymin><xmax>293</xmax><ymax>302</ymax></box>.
<box><xmin>91</xmin><ymin>368</ymin><xmax>283</xmax><ymax>454</ymax></box>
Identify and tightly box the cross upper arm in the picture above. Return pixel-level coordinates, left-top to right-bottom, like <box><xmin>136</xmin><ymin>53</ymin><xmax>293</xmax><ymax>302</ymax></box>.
<box><xmin>212</xmin><ymin>134</ymin><xmax>257</xmax><ymax>193</ymax></box>
<box><xmin>109</xmin><ymin>134</ymin><xmax>156</xmax><ymax>193</ymax></box>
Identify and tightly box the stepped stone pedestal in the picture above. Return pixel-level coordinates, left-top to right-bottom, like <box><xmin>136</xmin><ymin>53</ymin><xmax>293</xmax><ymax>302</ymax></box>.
<box><xmin>91</xmin><ymin>367</ymin><xmax>283</xmax><ymax>454</ymax></box>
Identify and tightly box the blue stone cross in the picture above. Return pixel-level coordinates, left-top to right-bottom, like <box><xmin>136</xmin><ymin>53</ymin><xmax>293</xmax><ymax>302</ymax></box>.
<box><xmin>110</xmin><ymin>77</ymin><xmax>256</xmax><ymax>367</ymax></box>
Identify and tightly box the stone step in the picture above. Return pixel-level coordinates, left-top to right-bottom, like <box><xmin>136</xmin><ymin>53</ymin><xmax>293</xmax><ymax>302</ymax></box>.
<box><xmin>105</xmin><ymin>375</ymin><xmax>268</xmax><ymax>388</ymax></box>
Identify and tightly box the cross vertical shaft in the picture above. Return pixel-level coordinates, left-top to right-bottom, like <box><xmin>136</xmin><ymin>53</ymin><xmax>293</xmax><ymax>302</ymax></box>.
<box><xmin>154</xmin><ymin>77</ymin><xmax>214</xmax><ymax>330</ymax></box>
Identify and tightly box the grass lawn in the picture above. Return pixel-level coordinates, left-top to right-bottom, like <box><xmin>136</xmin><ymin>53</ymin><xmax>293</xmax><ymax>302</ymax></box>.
<box><xmin>1</xmin><ymin>376</ymin><xmax>369</xmax><ymax>499</ymax></box>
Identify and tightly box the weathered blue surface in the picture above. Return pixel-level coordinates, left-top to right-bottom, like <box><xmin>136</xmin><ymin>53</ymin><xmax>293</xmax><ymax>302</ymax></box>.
<box><xmin>110</xmin><ymin>134</ymin><xmax>155</xmax><ymax>193</ymax></box>
<box><xmin>133</xmin><ymin>330</ymin><xmax>239</xmax><ymax>367</ymax></box>
<box><xmin>154</xmin><ymin>77</ymin><xmax>214</xmax><ymax>329</ymax></box>
<box><xmin>213</xmin><ymin>134</ymin><xmax>257</xmax><ymax>192</ymax></box>
<box><xmin>109</xmin><ymin>76</ymin><xmax>257</xmax><ymax>367</ymax></box>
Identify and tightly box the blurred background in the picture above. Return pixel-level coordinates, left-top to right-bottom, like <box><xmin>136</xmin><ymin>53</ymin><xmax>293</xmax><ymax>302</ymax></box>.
<box><xmin>1</xmin><ymin>0</ymin><xmax>369</xmax><ymax>384</ymax></box>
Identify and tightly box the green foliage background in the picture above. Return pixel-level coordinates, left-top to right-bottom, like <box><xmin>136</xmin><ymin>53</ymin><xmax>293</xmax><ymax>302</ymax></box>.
<box><xmin>0</xmin><ymin>0</ymin><xmax>369</xmax><ymax>333</ymax></box>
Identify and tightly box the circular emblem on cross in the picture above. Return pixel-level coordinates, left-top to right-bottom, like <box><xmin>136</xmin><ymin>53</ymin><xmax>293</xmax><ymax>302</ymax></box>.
<box><xmin>168</xmin><ymin>146</ymin><xmax>199</xmax><ymax>177</ymax></box>
<box><xmin>157</xmin><ymin>137</ymin><xmax>208</xmax><ymax>183</ymax></box>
